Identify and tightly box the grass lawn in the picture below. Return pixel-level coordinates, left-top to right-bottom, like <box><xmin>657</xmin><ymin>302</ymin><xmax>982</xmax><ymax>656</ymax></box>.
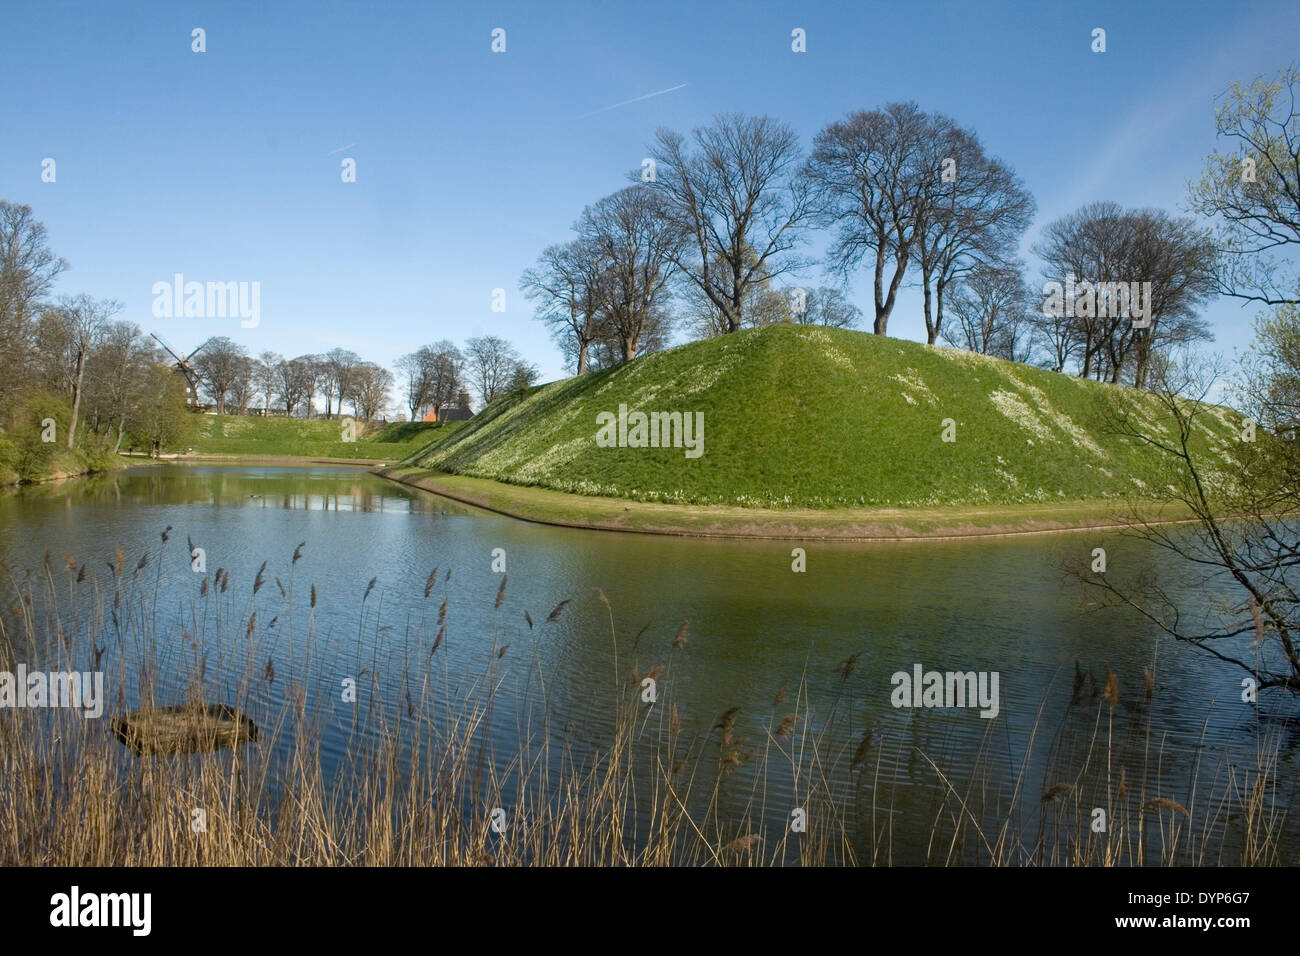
<box><xmin>177</xmin><ymin>416</ymin><xmax>464</xmax><ymax>462</ymax></box>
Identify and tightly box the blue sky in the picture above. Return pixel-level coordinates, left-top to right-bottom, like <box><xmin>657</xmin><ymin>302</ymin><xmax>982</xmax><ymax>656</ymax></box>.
<box><xmin>2</xmin><ymin>0</ymin><xmax>1298</xmax><ymax>394</ymax></box>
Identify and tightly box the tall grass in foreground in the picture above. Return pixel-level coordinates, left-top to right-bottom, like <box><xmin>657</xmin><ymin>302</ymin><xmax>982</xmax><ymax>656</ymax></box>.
<box><xmin>0</xmin><ymin>536</ymin><xmax>1289</xmax><ymax>866</ymax></box>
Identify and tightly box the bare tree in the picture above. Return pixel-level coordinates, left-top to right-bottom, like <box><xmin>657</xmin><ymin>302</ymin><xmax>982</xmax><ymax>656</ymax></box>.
<box><xmin>226</xmin><ymin>355</ymin><xmax>255</xmax><ymax>415</ymax></box>
<box><xmin>396</xmin><ymin>351</ymin><xmax>432</xmax><ymax>420</ymax></box>
<box><xmin>0</xmin><ymin>201</ymin><xmax>68</xmax><ymax>411</ymax></box>
<box><xmin>55</xmin><ymin>294</ymin><xmax>120</xmax><ymax>449</ymax></box>
<box><xmin>253</xmin><ymin>351</ymin><xmax>280</xmax><ymax>414</ymax></box>
<box><xmin>1038</xmin><ymin>202</ymin><xmax>1141</xmax><ymax>380</ymax></box>
<box><xmin>321</xmin><ymin>348</ymin><xmax>361</xmax><ymax>419</ymax></box>
<box><xmin>1076</xmin><ymin>349</ymin><xmax>1300</xmax><ymax>696</ymax></box>
<box><xmin>1031</xmin><ymin>289</ymin><xmax>1082</xmax><ymax>373</ymax></box>
<box><xmin>735</xmin><ymin>283</ymin><xmax>863</xmax><ymax>329</ymax></box>
<box><xmin>581</xmin><ymin>186</ymin><xmax>680</xmax><ymax>361</ymax></box>
<box><xmin>351</xmin><ymin>362</ymin><xmax>393</xmax><ymax>421</ymax></box>
<box><xmin>747</xmin><ymin>286</ymin><xmax>795</xmax><ymax>326</ymax></box>
<box><xmin>192</xmin><ymin>336</ymin><xmax>249</xmax><ymax>414</ymax></box>
<box><xmin>522</xmin><ymin>239</ymin><xmax>604</xmax><ymax>375</ymax></box>
<box><xmin>31</xmin><ymin>306</ymin><xmax>75</xmax><ymax>395</ymax></box>
<box><xmin>681</xmin><ymin>245</ymin><xmax>774</xmax><ymax>337</ymax></box>
<box><xmin>806</xmin><ymin>102</ymin><xmax>933</xmax><ymax>335</ymax></box>
<box><xmin>84</xmin><ymin>321</ymin><xmax>153</xmax><ymax>451</ymax></box>
<box><xmin>588</xmin><ymin>304</ymin><xmax>672</xmax><ymax>368</ymax></box>
<box><xmin>1035</xmin><ymin>202</ymin><xmax>1215</xmax><ymax>385</ymax></box>
<box><xmin>647</xmin><ymin>113</ymin><xmax>812</xmax><ymax>334</ymax></box>
<box><xmin>397</xmin><ymin>341</ymin><xmax>464</xmax><ymax>419</ymax></box>
<box><xmin>308</xmin><ymin>355</ymin><xmax>331</xmax><ymax>418</ymax></box>
<box><xmin>791</xmin><ymin>285</ymin><xmax>862</xmax><ymax>328</ymax></box>
<box><xmin>1124</xmin><ymin>212</ymin><xmax>1218</xmax><ymax>388</ymax></box>
<box><xmin>275</xmin><ymin>355</ymin><xmax>316</xmax><ymax>417</ymax></box>
<box><xmin>465</xmin><ymin>335</ymin><xmax>519</xmax><ymax>407</ymax></box>
<box><xmin>912</xmin><ymin>120</ymin><xmax>1035</xmax><ymax>345</ymax></box>
<box><xmin>943</xmin><ymin>260</ymin><xmax>1034</xmax><ymax>360</ymax></box>
<box><xmin>424</xmin><ymin>341</ymin><xmax>463</xmax><ymax>415</ymax></box>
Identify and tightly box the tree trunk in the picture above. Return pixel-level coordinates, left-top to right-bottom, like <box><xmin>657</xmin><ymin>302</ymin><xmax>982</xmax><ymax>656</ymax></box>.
<box><xmin>921</xmin><ymin>271</ymin><xmax>936</xmax><ymax>345</ymax></box>
<box><xmin>873</xmin><ymin>239</ymin><xmax>888</xmax><ymax>334</ymax></box>
<box><xmin>931</xmin><ymin>277</ymin><xmax>947</xmax><ymax>346</ymax></box>
<box><xmin>729</xmin><ymin>263</ymin><xmax>743</xmax><ymax>332</ymax></box>
<box><xmin>876</xmin><ymin>243</ymin><xmax>909</xmax><ymax>336</ymax></box>
<box><xmin>577</xmin><ymin>341</ymin><xmax>589</xmax><ymax>376</ymax></box>
<box><xmin>67</xmin><ymin>352</ymin><xmax>86</xmax><ymax>449</ymax></box>
<box><xmin>112</xmin><ymin>418</ymin><xmax>125</xmax><ymax>454</ymax></box>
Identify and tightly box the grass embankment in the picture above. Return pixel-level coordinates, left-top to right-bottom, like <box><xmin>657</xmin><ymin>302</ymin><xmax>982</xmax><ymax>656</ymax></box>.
<box><xmin>0</xmin><ymin>390</ymin><xmax>130</xmax><ymax>486</ymax></box>
<box><xmin>0</xmin><ymin>444</ymin><xmax>124</xmax><ymax>487</ymax></box>
<box><xmin>178</xmin><ymin>415</ymin><xmax>464</xmax><ymax>463</ymax></box>
<box><xmin>382</xmin><ymin>466</ymin><xmax>1201</xmax><ymax>539</ymax></box>
<box><xmin>393</xmin><ymin>324</ymin><xmax>1243</xmax><ymax>535</ymax></box>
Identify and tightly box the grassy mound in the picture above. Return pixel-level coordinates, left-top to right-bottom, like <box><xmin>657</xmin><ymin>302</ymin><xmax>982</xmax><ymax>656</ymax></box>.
<box><xmin>181</xmin><ymin>415</ymin><xmax>463</xmax><ymax>461</ymax></box>
<box><xmin>405</xmin><ymin>324</ymin><xmax>1244</xmax><ymax>509</ymax></box>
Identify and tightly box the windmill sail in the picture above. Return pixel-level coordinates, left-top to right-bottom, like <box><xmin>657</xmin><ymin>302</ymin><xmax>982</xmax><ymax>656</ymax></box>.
<box><xmin>150</xmin><ymin>333</ymin><xmax>209</xmax><ymax>406</ymax></box>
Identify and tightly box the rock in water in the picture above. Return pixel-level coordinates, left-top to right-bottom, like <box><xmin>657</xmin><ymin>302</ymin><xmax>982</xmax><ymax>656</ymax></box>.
<box><xmin>110</xmin><ymin>703</ymin><xmax>259</xmax><ymax>755</ymax></box>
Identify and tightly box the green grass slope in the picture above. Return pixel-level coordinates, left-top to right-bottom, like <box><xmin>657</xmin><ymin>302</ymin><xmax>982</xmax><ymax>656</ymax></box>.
<box><xmin>405</xmin><ymin>324</ymin><xmax>1244</xmax><ymax>509</ymax></box>
<box><xmin>181</xmin><ymin>415</ymin><xmax>463</xmax><ymax>461</ymax></box>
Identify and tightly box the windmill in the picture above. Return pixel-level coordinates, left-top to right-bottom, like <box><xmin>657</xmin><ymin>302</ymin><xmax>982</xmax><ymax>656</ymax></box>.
<box><xmin>151</xmin><ymin>333</ymin><xmax>212</xmax><ymax>407</ymax></box>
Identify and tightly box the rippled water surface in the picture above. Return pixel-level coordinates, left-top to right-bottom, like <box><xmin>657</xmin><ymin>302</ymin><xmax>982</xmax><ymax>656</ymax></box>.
<box><xmin>1</xmin><ymin>464</ymin><xmax>1295</xmax><ymax>864</ymax></box>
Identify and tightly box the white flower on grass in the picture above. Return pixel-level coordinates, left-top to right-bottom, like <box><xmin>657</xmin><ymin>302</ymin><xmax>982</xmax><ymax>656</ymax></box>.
<box><xmin>890</xmin><ymin>371</ymin><xmax>936</xmax><ymax>406</ymax></box>
<box><xmin>802</xmin><ymin>327</ymin><xmax>855</xmax><ymax>371</ymax></box>
<box><xmin>989</xmin><ymin>389</ymin><xmax>1056</xmax><ymax>442</ymax></box>
<box><xmin>1003</xmin><ymin>369</ymin><xmax>1108</xmax><ymax>458</ymax></box>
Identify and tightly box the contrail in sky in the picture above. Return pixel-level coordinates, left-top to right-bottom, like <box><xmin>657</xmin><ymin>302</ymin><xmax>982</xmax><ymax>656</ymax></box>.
<box><xmin>579</xmin><ymin>83</ymin><xmax>688</xmax><ymax>118</ymax></box>
<box><xmin>325</xmin><ymin>143</ymin><xmax>355</xmax><ymax>155</ymax></box>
